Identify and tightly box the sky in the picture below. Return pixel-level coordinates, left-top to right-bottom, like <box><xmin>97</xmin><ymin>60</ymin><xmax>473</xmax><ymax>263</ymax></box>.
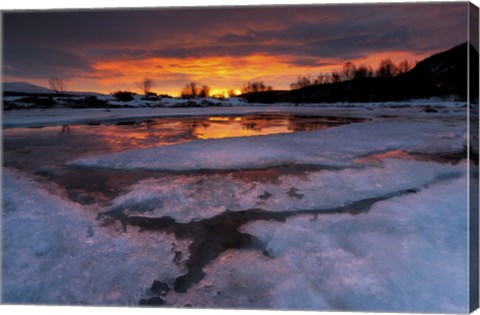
<box><xmin>2</xmin><ymin>2</ymin><xmax>469</xmax><ymax>96</ymax></box>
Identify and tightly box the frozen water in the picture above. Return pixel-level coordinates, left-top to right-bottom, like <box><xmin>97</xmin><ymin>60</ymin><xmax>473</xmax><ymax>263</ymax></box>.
<box><xmin>3</xmin><ymin>103</ymin><xmax>466</xmax><ymax>129</ymax></box>
<box><xmin>1</xmin><ymin>105</ymin><xmax>471</xmax><ymax>311</ymax></box>
<box><xmin>70</xmin><ymin>121</ymin><xmax>466</xmax><ymax>171</ymax></box>
<box><xmin>161</xmin><ymin>175</ymin><xmax>468</xmax><ymax>312</ymax></box>
<box><xmin>2</xmin><ymin>168</ymin><xmax>190</xmax><ymax>305</ymax></box>
<box><xmin>107</xmin><ymin>159</ymin><xmax>466</xmax><ymax>222</ymax></box>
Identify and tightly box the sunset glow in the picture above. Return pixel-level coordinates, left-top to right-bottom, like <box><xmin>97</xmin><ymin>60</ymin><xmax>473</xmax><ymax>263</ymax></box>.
<box><xmin>3</xmin><ymin>3</ymin><xmax>468</xmax><ymax>95</ymax></box>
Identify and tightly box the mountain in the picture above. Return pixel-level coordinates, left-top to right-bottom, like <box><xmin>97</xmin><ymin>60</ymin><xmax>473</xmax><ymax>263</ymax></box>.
<box><xmin>242</xmin><ymin>42</ymin><xmax>478</xmax><ymax>103</ymax></box>
<box><xmin>2</xmin><ymin>81</ymin><xmax>104</xmax><ymax>97</ymax></box>
<box><xmin>3</xmin><ymin>82</ymin><xmax>53</xmax><ymax>94</ymax></box>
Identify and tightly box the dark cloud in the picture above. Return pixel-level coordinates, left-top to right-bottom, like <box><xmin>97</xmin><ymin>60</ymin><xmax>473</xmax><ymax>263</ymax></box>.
<box><xmin>3</xmin><ymin>44</ymin><xmax>92</xmax><ymax>79</ymax></box>
<box><xmin>285</xmin><ymin>58</ymin><xmax>332</xmax><ymax>68</ymax></box>
<box><xmin>85</xmin><ymin>48</ymin><xmax>150</xmax><ymax>60</ymax></box>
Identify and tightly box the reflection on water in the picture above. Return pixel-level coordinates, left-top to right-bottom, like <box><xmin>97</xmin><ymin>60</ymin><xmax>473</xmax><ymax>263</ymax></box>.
<box><xmin>3</xmin><ymin>113</ymin><xmax>364</xmax><ymax>172</ymax></box>
<box><xmin>5</xmin><ymin>114</ymin><xmax>364</xmax><ymax>150</ymax></box>
<box><xmin>192</xmin><ymin>114</ymin><xmax>364</xmax><ymax>139</ymax></box>
<box><xmin>3</xmin><ymin>113</ymin><xmax>366</xmax><ymax>206</ymax></box>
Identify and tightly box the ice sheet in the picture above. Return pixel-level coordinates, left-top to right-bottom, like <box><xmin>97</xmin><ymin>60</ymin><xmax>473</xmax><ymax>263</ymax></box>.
<box><xmin>107</xmin><ymin>159</ymin><xmax>466</xmax><ymax>222</ymax></box>
<box><xmin>70</xmin><ymin>121</ymin><xmax>466</xmax><ymax>171</ymax></box>
<box><xmin>2</xmin><ymin>168</ymin><xmax>189</xmax><ymax>305</ymax></box>
<box><xmin>162</xmin><ymin>175</ymin><xmax>468</xmax><ymax>312</ymax></box>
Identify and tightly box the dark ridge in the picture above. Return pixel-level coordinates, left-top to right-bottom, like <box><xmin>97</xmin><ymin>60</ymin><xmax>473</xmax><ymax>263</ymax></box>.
<box><xmin>101</xmin><ymin>188</ymin><xmax>419</xmax><ymax>300</ymax></box>
<box><xmin>241</xmin><ymin>42</ymin><xmax>478</xmax><ymax>103</ymax></box>
<box><xmin>3</xmin><ymin>91</ymin><xmax>75</xmax><ymax>97</ymax></box>
<box><xmin>139</xmin><ymin>297</ymin><xmax>165</xmax><ymax>306</ymax></box>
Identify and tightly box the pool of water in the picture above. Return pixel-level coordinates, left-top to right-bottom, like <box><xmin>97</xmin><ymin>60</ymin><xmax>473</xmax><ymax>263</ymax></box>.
<box><xmin>3</xmin><ymin>113</ymin><xmax>365</xmax><ymax>171</ymax></box>
<box><xmin>3</xmin><ymin>113</ymin><xmax>365</xmax><ymax>206</ymax></box>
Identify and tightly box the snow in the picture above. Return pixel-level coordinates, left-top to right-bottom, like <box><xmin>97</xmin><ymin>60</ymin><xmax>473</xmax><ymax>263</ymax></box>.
<box><xmin>2</xmin><ymin>96</ymin><xmax>27</xmax><ymax>102</ymax></box>
<box><xmin>70</xmin><ymin>120</ymin><xmax>466</xmax><ymax>171</ymax></box>
<box><xmin>1</xmin><ymin>104</ymin><xmax>472</xmax><ymax>311</ymax></box>
<box><xmin>2</xmin><ymin>168</ymin><xmax>189</xmax><ymax>305</ymax></box>
<box><xmin>143</xmin><ymin>97</ymin><xmax>248</xmax><ymax>108</ymax></box>
<box><xmin>2</xmin><ymin>107</ymin><xmax>278</xmax><ymax>128</ymax></box>
<box><xmin>2</xmin><ymin>81</ymin><xmax>103</xmax><ymax>96</ymax></box>
<box><xmin>163</xmin><ymin>175</ymin><xmax>468</xmax><ymax>312</ymax></box>
<box><xmin>107</xmin><ymin>159</ymin><xmax>466</xmax><ymax>222</ymax></box>
<box><xmin>3</xmin><ymin>103</ymin><xmax>467</xmax><ymax>129</ymax></box>
<box><xmin>3</xmin><ymin>81</ymin><xmax>53</xmax><ymax>94</ymax></box>
<box><xmin>225</xmin><ymin>97</ymin><xmax>249</xmax><ymax>106</ymax></box>
<box><xmin>37</xmin><ymin>94</ymin><xmax>250</xmax><ymax>109</ymax></box>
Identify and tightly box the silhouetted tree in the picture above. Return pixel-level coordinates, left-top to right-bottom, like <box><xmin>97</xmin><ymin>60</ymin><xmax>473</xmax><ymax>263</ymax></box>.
<box><xmin>111</xmin><ymin>91</ymin><xmax>135</xmax><ymax>102</ymax></box>
<box><xmin>315</xmin><ymin>73</ymin><xmax>330</xmax><ymax>84</ymax></box>
<box><xmin>181</xmin><ymin>81</ymin><xmax>198</xmax><ymax>98</ymax></box>
<box><xmin>376</xmin><ymin>59</ymin><xmax>397</xmax><ymax>78</ymax></box>
<box><xmin>181</xmin><ymin>82</ymin><xmax>211</xmax><ymax>98</ymax></box>
<box><xmin>136</xmin><ymin>78</ymin><xmax>155</xmax><ymax>98</ymax></box>
<box><xmin>290</xmin><ymin>75</ymin><xmax>313</xmax><ymax>90</ymax></box>
<box><xmin>330</xmin><ymin>71</ymin><xmax>342</xmax><ymax>83</ymax></box>
<box><xmin>198</xmin><ymin>85</ymin><xmax>210</xmax><ymax>98</ymax></box>
<box><xmin>48</xmin><ymin>77</ymin><xmax>65</xmax><ymax>94</ymax></box>
<box><xmin>396</xmin><ymin>60</ymin><xmax>413</xmax><ymax>74</ymax></box>
<box><xmin>228</xmin><ymin>89</ymin><xmax>237</xmax><ymax>97</ymax></box>
<box><xmin>241</xmin><ymin>81</ymin><xmax>272</xmax><ymax>93</ymax></box>
<box><xmin>342</xmin><ymin>62</ymin><xmax>357</xmax><ymax>81</ymax></box>
<box><xmin>353</xmin><ymin>65</ymin><xmax>374</xmax><ymax>80</ymax></box>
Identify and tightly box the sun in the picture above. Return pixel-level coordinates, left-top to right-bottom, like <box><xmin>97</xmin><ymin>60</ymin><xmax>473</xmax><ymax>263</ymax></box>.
<box><xmin>209</xmin><ymin>88</ymin><xmax>242</xmax><ymax>98</ymax></box>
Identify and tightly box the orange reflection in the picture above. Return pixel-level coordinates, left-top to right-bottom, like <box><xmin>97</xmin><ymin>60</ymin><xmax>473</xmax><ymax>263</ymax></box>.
<box><xmin>367</xmin><ymin>150</ymin><xmax>416</xmax><ymax>160</ymax></box>
<box><xmin>195</xmin><ymin>116</ymin><xmax>294</xmax><ymax>139</ymax></box>
<box><xmin>354</xmin><ymin>149</ymin><xmax>417</xmax><ymax>165</ymax></box>
<box><xmin>92</xmin><ymin>121</ymin><xmax>195</xmax><ymax>151</ymax></box>
<box><xmin>4</xmin><ymin>114</ymin><xmax>363</xmax><ymax>158</ymax></box>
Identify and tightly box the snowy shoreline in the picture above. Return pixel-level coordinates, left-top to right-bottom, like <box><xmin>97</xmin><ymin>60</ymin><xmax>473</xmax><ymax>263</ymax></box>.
<box><xmin>2</xmin><ymin>102</ymin><xmax>468</xmax><ymax>129</ymax></box>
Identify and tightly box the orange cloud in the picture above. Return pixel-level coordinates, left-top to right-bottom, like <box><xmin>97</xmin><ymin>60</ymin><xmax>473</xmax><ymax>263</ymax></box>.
<box><xmin>76</xmin><ymin>54</ymin><xmax>332</xmax><ymax>95</ymax></box>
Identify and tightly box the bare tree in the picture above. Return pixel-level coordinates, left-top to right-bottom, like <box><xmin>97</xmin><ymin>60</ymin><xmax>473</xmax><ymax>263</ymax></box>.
<box><xmin>180</xmin><ymin>82</ymin><xmax>211</xmax><ymax>98</ymax></box>
<box><xmin>376</xmin><ymin>59</ymin><xmax>397</xmax><ymax>78</ymax></box>
<box><xmin>136</xmin><ymin>78</ymin><xmax>155</xmax><ymax>97</ymax></box>
<box><xmin>290</xmin><ymin>75</ymin><xmax>313</xmax><ymax>90</ymax></box>
<box><xmin>227</xmin><ymin>89</ymin><xmax>237</xmax><ymax>97</ymax></box>
<box><xmin>314</xmin><ymin>73</ymin><xmax>330</xmax><ymax>84</ymax></box>
<box><xmin>353</xmin><ymin>65</ymin><xmax>374</xmax><ymax>80</ymax></box>
<box><xmin>330</xmin><ymin>71</ymin><xmax>342</xmax><ymax>83</ymax></box>
<box><xmin>198</xmin><ymin>85</ymin><xmax>210</xmax><ymax>98</ymax></box>
<box><xmin>181</xmin><ymin>81</ymin><xmax>198</xmax><ymax>98</ymax></box>
<box><xmin>342</xmin><ymin>61</ymin><xmax>357</xmax><ymax>81</ymax></box>
<box><xmin>48</xmin><ymin>77</ymin><xmax>65</xmax><ymax>94</ymax></box>
<box><xmin>396</xmin><ymin>60</ymin><xmax>413</xmax><ymax>74</ymax></box>
<box><xmin>241</xmin><ymin>81</ymin><xmax>273</xmax><ymax>93</ymax></box>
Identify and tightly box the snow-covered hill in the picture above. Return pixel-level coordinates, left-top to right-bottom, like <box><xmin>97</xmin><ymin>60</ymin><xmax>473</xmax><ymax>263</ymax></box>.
<box><xmin>2</xmin><ymin>81</ymin><xmax>104</xmax><ymax>96</ymax></box>
<box><xmin>3</xmin><ymin>81</ymin><xmax>53</xmax><ymax>94</ymax></box>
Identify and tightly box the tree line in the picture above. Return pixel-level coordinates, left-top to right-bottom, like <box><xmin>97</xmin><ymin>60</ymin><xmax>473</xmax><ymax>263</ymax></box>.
<box><xmin>110</xmin><ymin>79</ymin><xmax>275</xmax><ymax>100</ymax></box>
<box><xmin>289</xmin><ymin>58</ymin><xmax>415</xmax><ymax>89</ymax></box>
